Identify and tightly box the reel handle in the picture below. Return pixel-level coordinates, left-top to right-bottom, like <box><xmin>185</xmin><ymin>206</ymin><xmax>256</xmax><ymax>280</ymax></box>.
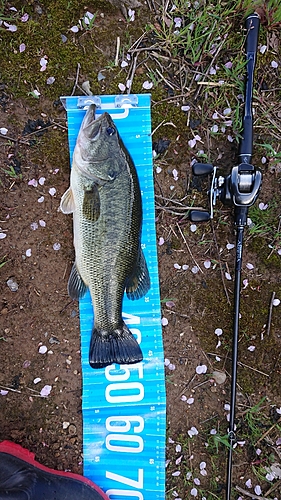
<box><xmin>192</xmin><ymin>163</ymin><xmax>214</xmax><ymax>176</ymax></box>
<box><xmin>189</xmin><ymin>210</ymin><xmax>210</xmax><ymax>222</ymax></box>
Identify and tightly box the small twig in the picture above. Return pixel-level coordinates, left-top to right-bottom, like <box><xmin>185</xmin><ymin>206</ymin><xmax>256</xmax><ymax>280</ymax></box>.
<box><xmin>237</xmin><ymin>361</ymin><xmax>269</xmax><ymax>377</ymax></box>
<box><xmin>71</xmin><ymin>63</ymin><xmax>81</xmax><ymax>96</ymax></box>
<box><xmin>266</xmin><ymin>291</ymin><xmax>276</xmax><ymax>336</ymax></box>
<box><xmin>235</xmin><ymin>485</ymin><xmax>274</xmax><ymax>500</ymax></box>
<box><xmin>151</xmin><ymin>120</ymin><xmax>177</xmax><ymax>135</ymax></box>
<box><xmin>0</xmin><ymin>384</ymin><xmax>21</xmax><ymax>394</ymax></box>
<box><xmin>176</xmin><ymin>222</ymin><xmax>203</xmax><ymax>273</ymax></box>
<box><xmin>255</xmin><ymin>416</ymin><xmax>281</xmax><ymax>446</ymax></box>
<box><xmin>211</xmin><ymin>220</ymin><xmax>231</xmax><ymax>305</ymax></box>
<box><xmin>115</xmin><ymin>36</ymin><xmax>120</xmax><ymax>66</ymax></box>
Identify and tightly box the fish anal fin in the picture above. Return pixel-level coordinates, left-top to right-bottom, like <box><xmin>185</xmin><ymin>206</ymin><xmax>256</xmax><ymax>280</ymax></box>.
<box><xmin>89</xmin><ymin>322</ymin><xmax>143</xmax><ymax>369</ymax></box>
<box><xmin>82</xmin><ymin>184</ymin><xmax>100</xmax><ymax>222</ymax></box>
<box><xmin>60</xmin><ymin>187</ymin><xmax>75</xmax><ymax>214</ymax></box>
<box><xmin>126</xmin><ymin>247</ymin><xmax>151</xmax><ymax>301</ymax></box>
<box><xmin>67</xmin><ymin>263</ymin><xmax>87</xmax><ymax>300</ymax></box>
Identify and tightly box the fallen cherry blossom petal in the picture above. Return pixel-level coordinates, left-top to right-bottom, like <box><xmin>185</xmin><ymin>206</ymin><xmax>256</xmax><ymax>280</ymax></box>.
<box><xmin>246</xmin><ymin>262</ymin><xmax>254</xmax><ymax>270</ymax></box>
<box><xmin>259</xmin><ymin>202</ymin><xmax>268</xmax><ymax>210</ymax></box>
<box><xmin>248</xmin><ymin>346</ymin><xmax>256</xmax><ymax>352</ymax></box>
<box><xmin>276</xmin><ymin>438</ymin><xmax>281</xmax><ymax>445</ymax></box>
<box><xmin>196</xmin><ymin>364</ymin><xmax>207</xmax><ymax>374</ymax></box>
<box><xmin>166</xmin><ymin>301</ymin><xmax>175</xmax><ymax>308</ymax></box>
<box><xmin>39</xmin><ymin>176</ymin><xmax>46</xmax><ymax>185</ymax></box>
<box><xmin>276</xmin><ymin>407</ymin><xmax>281</xmax><ymax>414</ymax></box>
<box><xmin>172</xmin><ymin>471</ymin><xmax>181</xmax><ymax>477</ymax></box>
<box><xmin>175</xmin><ymin>455</ymin><xmax>182</xmax><ymax>465</ymax></box>
<box><xmin>266</xmin><ymin>472</ymin><xmax>275</xmax><ymax>481</ymax></box>
<box><xmin>224</xmin><ymin>403</ymin><xmax>230</xmax><ymax>411</ymax></box>
<box><xmin>38</xmin><ymin>345</ymin><xmax>48</xmax><ymax>354</ymax></box>
<box><xmin>190</xmin><ymin>488</ymin><xmax>198</xmax><ymax>497</ymax></box>
<box><xmin>254</xmin><ymin>485</ymin><xmax>262</xmax><ymax>495</ymax></box>
<box><xmin>186</xmin><ymin>472</ymin><xmax>192</xmax><ymax>480</ymax></box>
<box><xmin>182</xmin><ymin>264</ymin><xmax>189</xmax><ymax>271</ymax></box>
<box><xmin>128</xmin><ymin>8</ymin><xmax>135</xmax><ymax>21</ymax></box>
<box><xmin>161</xmin><ymin>317</ymin><xmax>168</xmax><ymax>326</ymax></box>
<box><xmin>40</xmin><ymin>385</ymin><xmax>52</xmax><ymax>397</ymax></box>
<box><xmin>158</xmin><ymin>237</ymin><xmax>164</xmax><ymax>246</ymax></box>
<box><xmin>0</xmin><ymin>233</ymin><xmax>7</xmax><ymax>239</ymax></box>
<box><xmin>200</xmin><ymin>469</ymin><xmax>207</xmax><ymax>476</ymax></box>
<box><xmin>188</xmin><ymin>138</ymin><xmax>197</xmax><ymax>148</ymax></box>
<box><xmin>19</xmin><ymin>43</ymin><xmax>26</xmax><ymax>52</ymax></box>
<box><xmin>215</xmin><ymin>328</ymin><xmax>223</xmax><ymax>336</ymax></box>
<box><xmin>175</xmin><ymin>444</ymin><xmax>181</xmax><ymax>452</ymax></box>
<box><xmin>271</xmin><ymin>61</ymin><xmax>278</xmax><ymax>68</ymax></box>
<box><xmin>174</xmin><ymin>263</ymin><xmax>181</xmax><ymax>270</ymax></box>
<box><xmin>53</xmin><ymin>242</ymin><xmax>61</xmax><ymax>251</ymax></box>
<box><xmin>260</xmin><ymin>45</ymin><xmax>267</xmax><ymax>54</ymax></box>
<box><xmin>39</xmin><ymin>220</ymin><xmax>46</xmax><ymax>227</ymax></box>
<box><xmin>190</xmin><ymin>224</ymin><xmax>197</xmax><ymax>232</ymax></box>
<box><xmin>30</xmin><ymin>222</ymin><xmax>38</xmax><ymax>230</ymax></box>
<box><xmin>0</xmin><ymin>127</ymin><xmax>8</xmax><ymax>135</ymax></box>
<box><xmin>21</xmin><ymin>13</ymin><xmax>29</xmax><ymax>22</ymax></box>
<box><xmin>194</xmin><ymin>478</ymin><xmax>200</xmax><ymax>485</ymax></box>
<box><xmin>256</xmin><ymin>448</ymin><xmax>261</xmax><ymax>455</ymax></box>
<box><xmin>70</xmin><ymin>25</ymin><xmax>79</xmax><ymax>32</ymax></box>
<box><xmin>191</xmin><ymin>266</ymin><xmax>199</xmax><ymax>274</ymax></box>
<box><xmin>187</xmin><ymin>397</ymin><xmax>194</xmax><ymax>404</ymax></box>
<box><xmin>164</xmin><ymin>358</ymin><xmax>170</xmax><ymax>366</ymax></box>
<box><xmin>118</xmin><ymin>83</ymin><xmax>126</xmax><ymax>92</ymax></box>
<box><xmin>28</xmin><ymin>178</ymin><xmax>38</xmax><ymax>187</ymax></box>
<box><xmin>181</xmin><ymin>395</ymin><xmax>187</xmax><ymax>401</ymax></box>
<box><xmin>245</xmin><ymin>478</ymin><xmax>252</xmax><ymax>488</ymax></box>
<box><xmin>211</xmin><ymin>124</ymin><xmax>219</xmax><ymax>133</ymax></box>
<box><xmin>168</xmin><ymin>363</ymin><xmax>175</xmax><ymax>370</ymax></box>
<box><xmin>47</xmin><ymin>77</ymin><xmax>55</xmax><ymax>85</ymax></box>
<box><xmin>49</xmin><ymin>187</ymin><xmax>56</xmax><ymax>196</ymax></box>
<box><xmin>224</xmin><ymin>61</ymin><xmax>232</xmax><ymax>69</ymax></box>
<box><xmin>243</xmin><ymin>279</ymin><xmax>249</xmax><ymax>288</ymax></box>
<box><xmin>33</xmin><ymin>377</ymin><xmax>41</xmax><ymax>384</ymax></box>
<box><xmin>181</xmin><ymin>105</ymin><xmax>190</xmax><ymax>112</ymax></box>
<box><xmin>38</xmin><ymin>196</ymin><xmax>44</xmax><ymax>203</ymax></box>
<box><xmin>210</xmin><ymin>429</ymin><xmax>217</xmax><ymax>435</ymax></box>
<box><xmin>142</xmin><ymin>81</ymin><xmax>153</xmax><ymax>90</ymax></box>
<box><xmin>225</xmin><ymin>272</ymin><xmax>232</xmax><ymax>280</ymax></box>
<box><xmin>273</xmin><ymin>298</ymin><xmax>280</xmax><ymax>306</ymax></box>
<box><xmin>188</xmin><ymin>426</ymin><xmax>198</xmax><ymax>438</ymax></box>
<box><xmin>121</xmin><ymin>60</ymin><xmax>128</xmax><ymax>68</ymax></box>
<box><xmin>4</xmin><ymin>22</ymin><xmax>17</xmax><ymax>32</ymax></box>
<box><xmin>204</xmin><ymin>260</ymin><xmax>211</xmax><ymax>269</ymax></box>
<box><xmin>156</xmin><ymin>166</ymin><xmax>162</xmax><ymax>173</ymax></box>
<box><xmin>226</xmin><ymin>243</ymin><xmax>235</xmax><ymax>250</ymax></box>
<box><xmin>0</xmin><ymin>390</ymin><xmax>8</xmax><ymax>396</ymax></box>
<box><xmin>26</xmin><ymin>248</ymin><xmax>32</xmax><ymax>257</ymax></box>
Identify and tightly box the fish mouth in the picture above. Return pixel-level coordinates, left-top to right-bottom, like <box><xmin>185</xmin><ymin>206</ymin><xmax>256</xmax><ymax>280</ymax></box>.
<box><xmin>82</xmin><ymin>105</ymin><xmax>114</xmax><ymax>141</ymax></box>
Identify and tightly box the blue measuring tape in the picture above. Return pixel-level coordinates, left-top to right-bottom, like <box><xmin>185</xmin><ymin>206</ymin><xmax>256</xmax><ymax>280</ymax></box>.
<box><xmin>61</xmin><ymin>94</ymin><xmax>166</xmax><ymax>500</ymax></box>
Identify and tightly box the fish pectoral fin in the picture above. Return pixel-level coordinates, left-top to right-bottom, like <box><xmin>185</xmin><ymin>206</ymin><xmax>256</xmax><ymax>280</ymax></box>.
<box><xmin>82</xmin><ymin>184</ymin><xmax>100</xmax><ymax>222</ymax></box>
<box><xmin>126</xmin><ymin>247</ymin><xmax>151</xmax><ymax>301</ymax></box>
<box><xmin>67</xmin><ymin>263</ymin><xmax>87</xmax><ymax>300</ymax></box>
<box><xmin>60</xmin><ymin>187</ymin><xmax>75</xmax><ymax>214</ymax></box>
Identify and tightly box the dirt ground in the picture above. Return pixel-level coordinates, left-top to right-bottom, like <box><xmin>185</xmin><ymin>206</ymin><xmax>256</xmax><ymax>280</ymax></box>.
<box><xmin>0</xmin><ymin>1</ymin><xmax>281</xmax><ymax>499</ymax></box>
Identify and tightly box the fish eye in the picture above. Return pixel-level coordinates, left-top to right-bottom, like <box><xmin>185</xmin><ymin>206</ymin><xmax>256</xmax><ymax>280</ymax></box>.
<box><xmin>106</xmin><ymin>126</ymin><xmax>116</xmax><ymax>136</ymax></box>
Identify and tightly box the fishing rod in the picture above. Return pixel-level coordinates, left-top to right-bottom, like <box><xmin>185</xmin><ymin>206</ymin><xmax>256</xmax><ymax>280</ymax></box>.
<box><xmin>189</xmin><ymin>13</ymin><xmax>262</xmax><ymax>499</ymax></box>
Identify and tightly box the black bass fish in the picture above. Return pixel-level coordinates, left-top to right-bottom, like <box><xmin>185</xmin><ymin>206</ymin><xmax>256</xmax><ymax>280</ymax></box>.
<box><xmin>60</xmin><ymin>104</ymin><xmax>150</xmax><ymax>369</ymax></box>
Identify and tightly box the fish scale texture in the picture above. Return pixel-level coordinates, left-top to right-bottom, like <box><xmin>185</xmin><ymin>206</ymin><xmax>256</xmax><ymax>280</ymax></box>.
<box><xmin>62</xmin><ymin>94</ymin><xmax>166</xmax><ymax>500</ymax></box>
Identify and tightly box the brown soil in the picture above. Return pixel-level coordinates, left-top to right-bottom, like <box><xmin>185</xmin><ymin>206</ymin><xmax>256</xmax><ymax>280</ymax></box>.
<box><xmin>0</xmin><ymin>2</ymin><xmax>281</xmax><ymax>499</ymax></box>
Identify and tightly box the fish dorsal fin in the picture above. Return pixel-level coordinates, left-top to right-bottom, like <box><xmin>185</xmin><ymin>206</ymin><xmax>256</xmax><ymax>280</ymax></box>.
<box><xmin>68</xmin><ymin>263</ymin><xmax>87</xmax><ymax>300</ymax></box>
<box><xmin>126</xmin><ymin>247</ymin><xmax>151</xmax><ymax>301</ymax></box>
<box><xmin>82</xmin><ymin>184</ymin><xmax>100</xmax><ymax>222</ymax></box>
<box><xmin>60</xmin><ymin>187</ymin><xmax>75</xmax><ymax>214</ymax></box>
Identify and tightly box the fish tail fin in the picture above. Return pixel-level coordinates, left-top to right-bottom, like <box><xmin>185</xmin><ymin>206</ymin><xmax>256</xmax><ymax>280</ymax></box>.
<box><xmin>89</xmin><ymin>322</ymin><xmax>143</xmax><ymax>369</ymax></box>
